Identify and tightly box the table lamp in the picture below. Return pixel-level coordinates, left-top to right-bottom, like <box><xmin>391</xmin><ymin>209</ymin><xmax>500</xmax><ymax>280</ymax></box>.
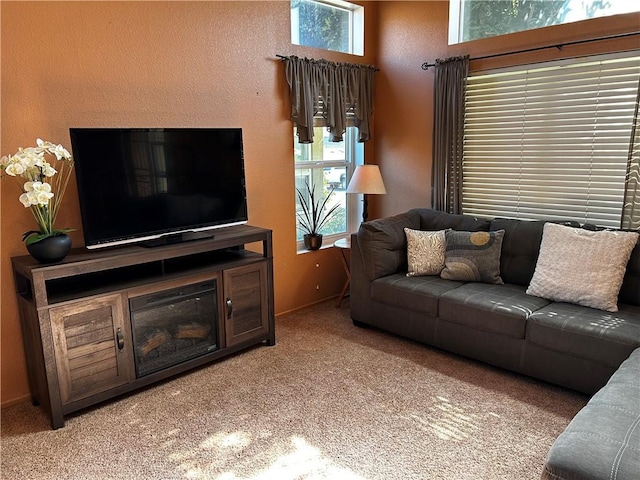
<box><xmin>346</xmin><ymin>164</ymin><xmax>387</xmax><ymax>222</ymax></box>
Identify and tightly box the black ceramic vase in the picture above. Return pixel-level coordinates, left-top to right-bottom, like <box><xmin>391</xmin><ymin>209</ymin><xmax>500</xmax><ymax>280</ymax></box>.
<box><xmin>26</xmin><ymin>234</ymin><xmax>72</xmax><ymax>264</ymax></box>
<box><xmin>303</xmin><ymin>234</ymin><xmax>323</xmax><ymax>251</ymax></box>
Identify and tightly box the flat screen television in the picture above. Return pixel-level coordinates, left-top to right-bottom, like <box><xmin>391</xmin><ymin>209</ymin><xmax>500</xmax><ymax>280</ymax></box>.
<box><xmin>70</xmin><ymin>128</ymin><xmax>248</xmax><ymax>249</ymax></box>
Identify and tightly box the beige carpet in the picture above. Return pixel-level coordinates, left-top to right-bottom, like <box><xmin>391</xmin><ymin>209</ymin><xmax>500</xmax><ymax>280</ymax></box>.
<box><xmin>1</xmin><ymin>300</ymin><xmax>587</xmax><ymax>480</ymax></box>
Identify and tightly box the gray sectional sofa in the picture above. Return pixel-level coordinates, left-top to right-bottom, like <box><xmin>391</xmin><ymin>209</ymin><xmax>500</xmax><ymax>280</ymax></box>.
<box><xmin>541</xmin><ymin>348</ymin><xmax>640</xmax><ymax>480</ymax></box>
<box><xmin>350</xmin><ymin>208</ymin><xmax>640</xmax><ymax>479</ymax></box>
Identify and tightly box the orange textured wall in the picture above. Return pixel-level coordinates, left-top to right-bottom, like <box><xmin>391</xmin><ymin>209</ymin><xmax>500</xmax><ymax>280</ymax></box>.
<box><xmin>373</xmin><ymin>1</ymin><xmax>450</xmax><ymax>218</ymax></box>
<box><xmin>1</xmin><ymin>1</ymin><xmax>378</xmax><ymax>406</ymax></box>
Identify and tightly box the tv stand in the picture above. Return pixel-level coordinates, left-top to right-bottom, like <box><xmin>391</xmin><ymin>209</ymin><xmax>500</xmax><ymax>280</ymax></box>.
<box><xmin>11</xmin><ymin>224</ymin><xmax>274</xmax><ymax>429</ymax></box>
<box><xmin>140</xmin><ymin>230</ymin><xmax>216</xmax><ymax>248</ymax></box>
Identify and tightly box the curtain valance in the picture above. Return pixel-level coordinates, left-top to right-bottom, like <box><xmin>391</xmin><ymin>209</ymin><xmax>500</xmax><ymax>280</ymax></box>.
<box><xmin>282</xmin><ymin>55</ymin><xmax>377</xmax><ymax>143</ymax></box>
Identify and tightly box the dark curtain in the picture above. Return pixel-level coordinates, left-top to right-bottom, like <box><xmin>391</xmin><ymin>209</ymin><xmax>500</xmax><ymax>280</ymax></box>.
<box><xmin>431</xmin><ymin>55</ymin><xmax>469</xmax><ymax>213</ymax></box>
<box><xmin>622</xmin><ymin>76</ymin><xmax>640</xmax><ymax>230</ymax></box>
<box><xmin>283</xmin><ymin>55</ymin><xmax>377</xmax><ymax>143</ymax></box>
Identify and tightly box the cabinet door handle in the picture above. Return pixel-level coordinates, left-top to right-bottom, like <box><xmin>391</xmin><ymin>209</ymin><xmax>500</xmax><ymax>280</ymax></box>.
<box><xmin>116</xmin><ymin>328</ymin><xmax>125</xmax><ymax>350</ymax></box>
<box><xmin>226</xmin><ymin>298</ymin><xmax>233</xmax><ymax>318</ymax></box>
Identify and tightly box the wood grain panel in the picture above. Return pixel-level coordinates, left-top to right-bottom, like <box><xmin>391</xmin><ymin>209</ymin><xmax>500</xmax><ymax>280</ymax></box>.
<box><xmin>224</xmin><ymin>263</ymin><xmax>268</xmax><ymax>347</ymax></box>
<box><xmin>49</xmin><ymin>293</ymin><xmax>132</xmax><ymax>404</ymax></box>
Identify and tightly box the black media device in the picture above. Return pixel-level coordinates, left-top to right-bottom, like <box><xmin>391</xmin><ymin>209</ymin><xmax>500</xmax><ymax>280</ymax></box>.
<box><xmin>69</xmin><ymin>128</ymin><xmax>248</xmax><ymax>249</ymax></box>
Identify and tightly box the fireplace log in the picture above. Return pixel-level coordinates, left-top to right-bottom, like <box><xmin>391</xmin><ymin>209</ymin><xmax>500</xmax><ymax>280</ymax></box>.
<box><xmin>175</xmin><ymin>322</ymin><xmax>211</xmax><ymax>340</ymax></box>
<box><xmin>138</xmin><ymin>329</ymin><xmax>172</xmax><ymax>357</ymax></box>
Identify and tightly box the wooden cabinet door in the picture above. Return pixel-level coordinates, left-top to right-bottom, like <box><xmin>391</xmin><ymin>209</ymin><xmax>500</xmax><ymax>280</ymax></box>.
<box><xmin>223</xmin><ymin>262</ymin><xmax>269</xmax><ymax>347</ymax></box>
<box><xmin>49</xmin><ymin>293</ymin><xmax>134</xmax><ymax>405</ymax></box>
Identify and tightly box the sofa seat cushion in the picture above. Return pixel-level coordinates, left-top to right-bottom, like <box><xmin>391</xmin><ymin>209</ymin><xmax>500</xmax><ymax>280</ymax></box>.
<box><xmin>527</xmin><ymin>302</ymin><xmax>640</xmax><ymax>368</ymax></box>
<box><xmin>370</xmin><ymin>274</ymin><xmax>464</xmax><ymax>317</ymax></box>
<box><xmin>439</xmin><ymin>283</ymin><xmax>551</xmax><ymax>339</ymax></box>
<box><xmin>542</xmin><ymin>348</ymin><xmax>640</xmax><ymax>480</ymax></box>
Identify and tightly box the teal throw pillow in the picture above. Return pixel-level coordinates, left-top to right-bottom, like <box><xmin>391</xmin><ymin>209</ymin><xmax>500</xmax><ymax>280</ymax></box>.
<box><xmin>440</xmin><ymin>230</ymin><xmax>505</xmax><ymax>284</ymax></box>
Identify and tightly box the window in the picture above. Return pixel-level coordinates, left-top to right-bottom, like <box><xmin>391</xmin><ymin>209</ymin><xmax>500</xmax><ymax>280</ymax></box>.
<box><xmin>449</xmin><ymin>0</ymin><xmax>639</xmax><ymax>44</ymax></box>
<box><xmin>295</xmin><ymin>126</ymin><xmax>362</xmax><ymax>249</ymax></box>
<box><xmin>291</xmin><ymin>0</ymin><xmax>364</xmax><ymax>56</ymax></box>
<box><xmin>462</xmin><ymin>53</ymin><xmax>640</xmax><ymax>228</ymax></box>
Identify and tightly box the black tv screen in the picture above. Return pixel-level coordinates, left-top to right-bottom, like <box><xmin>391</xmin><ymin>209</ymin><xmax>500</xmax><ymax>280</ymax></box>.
<box><xmin>70</xmin><ymin>128</ymin><xmax>248</xmax><ymax>249</ymax></box>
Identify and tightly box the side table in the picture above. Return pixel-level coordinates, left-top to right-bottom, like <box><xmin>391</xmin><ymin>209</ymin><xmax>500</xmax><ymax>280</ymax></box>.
<box><xmin>334</xmin><ymin>237</ymin><xmax>351</xmax><ymax>307</ymax></box>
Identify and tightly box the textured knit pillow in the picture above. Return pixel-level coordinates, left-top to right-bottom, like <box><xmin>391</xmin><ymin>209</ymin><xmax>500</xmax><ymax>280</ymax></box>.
<box><xmin>440</xmin><ymin>230</ymin><xmax>505</xmax><ymax>284</ymax></box>
<box><xmin>404</xmin><ymin>228</ymin><xmax>447</xmax><ymax>276</ymax></box>
<box><xmin>526</xmin><ymin>223</ymin><xmax>639</xmax><ymax>312</ymax></box>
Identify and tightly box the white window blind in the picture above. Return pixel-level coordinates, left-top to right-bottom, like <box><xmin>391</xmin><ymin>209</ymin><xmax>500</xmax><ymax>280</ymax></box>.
<box><xmin>462</xmin><ymin>53</ymin><xmax>640</xmax><ymax>228</ymax></box>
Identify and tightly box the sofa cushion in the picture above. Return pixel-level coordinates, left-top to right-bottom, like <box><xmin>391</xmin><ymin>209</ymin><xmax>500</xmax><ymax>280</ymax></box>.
<box><xmin>441</xmin><ymin>230</ymin><xmax>505</xmax><ymax>284</ymax></box>
<box><xmin>526</xmin><ymin>302</ymin><xmax>640</xmax><ymax>368</ymax></box>
<box><xmin>541</xmin><ymin>348</ymin><xmax>640</xmax><ymax>480</ymax></box>
<box><xmin>439</xmin><ymin>283</ymin><xmax>550</xmax><ymax>339</ymax></box>
<box><xmin>526</xmin><ymin>223</ymin><xmax>639</xmax><ymax>312</ymax></box>
<box><xmin>357</xmin><ymin>211</ymin><xmax>420</xmax><ymax>281</ymax></box>
<box><xmin>371</xmin><ymin>274</ymin><xmax>464</xmax><ymax>317</ymax></box>
<box><xmin>404</xmin><ymin>228</ymin><xmax>446</xmax><ymax>276</ymax></box>
<box><xmin>411</xmin><ymin>208</ymin><xmax>491</xmax><ymax>232</ymax></box>
<box><xmin>490</xmin><ymin>218</ymin><xmax>545</xmax><ymax>287</ymax></box>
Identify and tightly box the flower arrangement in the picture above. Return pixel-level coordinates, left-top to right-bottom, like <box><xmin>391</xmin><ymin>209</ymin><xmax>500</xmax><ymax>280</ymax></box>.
<box><xmin>1</xmin><ymin>139</ymin><xmax>74</xmax><ymax>245</ymax></box>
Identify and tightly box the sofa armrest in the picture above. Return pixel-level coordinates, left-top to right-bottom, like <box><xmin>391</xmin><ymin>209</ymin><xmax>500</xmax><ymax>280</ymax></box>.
<box><xmin>350</xmin><ymin>233</ymin><xmax>371</xmax><ymax>323</ymax></box>
<box><xmin>356</xmin><ymin>210</ymin><xmax>420</xmax><ymax>281</ymax></box>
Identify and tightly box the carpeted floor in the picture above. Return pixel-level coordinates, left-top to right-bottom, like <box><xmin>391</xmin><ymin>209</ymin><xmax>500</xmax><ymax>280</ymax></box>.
<box><xmin>1</xmin><ymin>300</ymin><xmax>588</xmax><ymax>480</ymax></box>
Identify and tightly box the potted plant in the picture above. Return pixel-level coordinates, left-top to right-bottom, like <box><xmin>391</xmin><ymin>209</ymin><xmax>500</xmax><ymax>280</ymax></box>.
<box><xmin>1</xmin><ymin>138</ymin><xmax>74</xmax><ymax>263</ymax></box>
<box><xmin>296</xmin><ymin>179</ymin><xmax>341</xmax><ymax>250</ymax></box>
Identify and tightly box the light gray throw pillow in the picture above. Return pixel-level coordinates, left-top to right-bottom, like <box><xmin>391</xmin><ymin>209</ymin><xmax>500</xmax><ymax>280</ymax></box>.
<box><xmin>526</xmin><ymin>223</ymin><xmax>639</xmax><ymax>312</ymax></box>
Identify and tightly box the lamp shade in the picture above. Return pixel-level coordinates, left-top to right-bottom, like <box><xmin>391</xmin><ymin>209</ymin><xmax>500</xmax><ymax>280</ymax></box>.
<box><xmin>346</xmin><ymin>165</ymin><xmax>387</xmax><ymax>195</ymax></box>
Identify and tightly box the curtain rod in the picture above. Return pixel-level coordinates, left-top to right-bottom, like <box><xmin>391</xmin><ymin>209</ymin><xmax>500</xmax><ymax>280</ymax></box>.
<box><xmin>277</xmin><ymin>54</ymin><xmax>380</xmax><ymax>71</ymax></box>
<box><xmin>421</xmin><ymin>31</ymin><xmax>640</xmax><ymax>70</ymax></box>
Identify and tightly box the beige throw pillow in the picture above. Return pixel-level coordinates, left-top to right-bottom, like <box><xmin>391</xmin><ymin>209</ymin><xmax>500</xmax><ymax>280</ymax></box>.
<box><xmin>405</xmin><ymin>228</ymin><xmax>446</xmax><ymax>277</ymax></box>
<box><xmin>526</xmin><ymin>223</ymin><xmax>639</xmax><ymax>312</ymax></box>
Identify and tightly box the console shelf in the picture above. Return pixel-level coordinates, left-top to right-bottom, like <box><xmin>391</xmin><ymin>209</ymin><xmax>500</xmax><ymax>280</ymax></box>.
<box><xmin>11</xmin><ymin>224</ymin><xmax>275</xmax><ymax>429</ymax></box>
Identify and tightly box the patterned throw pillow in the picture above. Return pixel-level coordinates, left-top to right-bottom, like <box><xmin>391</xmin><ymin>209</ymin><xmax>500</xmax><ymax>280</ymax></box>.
<box><xmin>440</xmin><ymin>230</ymin><xmax>505</xmax><ymax>284</ymax></box>
<box><xmin>404</xmin><ymin>228</ymin><xmax>447</xmax><ymax>276</ymax></box>
<box><xmin>526</xmin><ymin>223</ymin><xmax>639</xmax><ymax>312</ymax></box>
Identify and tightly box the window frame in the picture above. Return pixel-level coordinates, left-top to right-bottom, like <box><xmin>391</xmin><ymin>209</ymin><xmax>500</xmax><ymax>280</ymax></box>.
<box><xmin>294</xmin><ymin>126</ymin><xmax>363</xmax><ymax>252</ymax></box>
<box><xmin>291</xmin><ymin>0</ymin><xmax>364</xmax><ymax>56</ymax></box>
<box><xmin>448</xmin><ymin>0</ymin><xmax>639</xmax><ymax>45</ymax></box>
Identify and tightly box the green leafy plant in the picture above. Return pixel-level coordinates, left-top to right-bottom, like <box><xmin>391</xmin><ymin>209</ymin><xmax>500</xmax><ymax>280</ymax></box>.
<box><xmin>1</xmin><ymin>139</ymin><xmax>74</xmax><ymax>245</ymax></box>
<box><xmin>296</xmin><ymin>179</ymin><xmax>341</xmax><ymax>236</ymax></box>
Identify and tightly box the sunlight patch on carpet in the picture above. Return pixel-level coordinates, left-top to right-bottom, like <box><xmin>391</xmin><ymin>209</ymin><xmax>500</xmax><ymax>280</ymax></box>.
<box><xmin>179</xmin><ymin>434</ymin><xmax>368</xmax><ymax>480</ymax></box>
<box><xmin>200</xmin><ymin>430</ymin><xmax>252</xmax><ymax>450</ymax></box>
<box><xmin>421</xmin><ymin>396</ymin><xmax>480</xmax><ymax>441</ymax></box>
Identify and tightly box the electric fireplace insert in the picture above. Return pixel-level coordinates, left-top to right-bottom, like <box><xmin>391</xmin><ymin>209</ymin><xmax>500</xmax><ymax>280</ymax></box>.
<box><xmin>129</xmin><ymin>280</ymin><xmax>219</xmax><ymax>377</ymax></box>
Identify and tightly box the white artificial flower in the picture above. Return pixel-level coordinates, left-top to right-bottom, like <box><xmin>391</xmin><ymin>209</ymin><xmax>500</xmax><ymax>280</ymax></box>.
<box><xmin>35</xmin><ymin>190</ymin><xmax>53</xmax><ymax>205</ymax></box>
<box><xmin>20</xmin><ymin>191</ymin><xmax>39</xmax><ymax>207</ymax></box>
<box><xmin>37</xmin><ymin>139</ymin><xmax>71</xmax><ymax>161</ymax></box>
<box><xmin>51</xmin><ymin>144</ymin><xmax>71</xmax><ymax>160</ymax></box>
<box><xmin>32</xmin><ymin>181</ymin><xmax>52</xmax><ymax>193</ymax></box>
<box><xmin>23</xmin><ymin>182</ymin><xmax>52</xmax><ymax>206</ymax></box>
<box><xmin>5</xmin><ymin>161</ymin><xmax>25</xmax><ymax>176</ymax></box>
<box><xmin>42</xmin><ymin>162</ymin><xmax>57</xmax><ymax>177</ymax></box>
<box><xmin>19</xmin><ymin>192</ymin><xmax>31</xmax><ymax>207</ymax></box>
